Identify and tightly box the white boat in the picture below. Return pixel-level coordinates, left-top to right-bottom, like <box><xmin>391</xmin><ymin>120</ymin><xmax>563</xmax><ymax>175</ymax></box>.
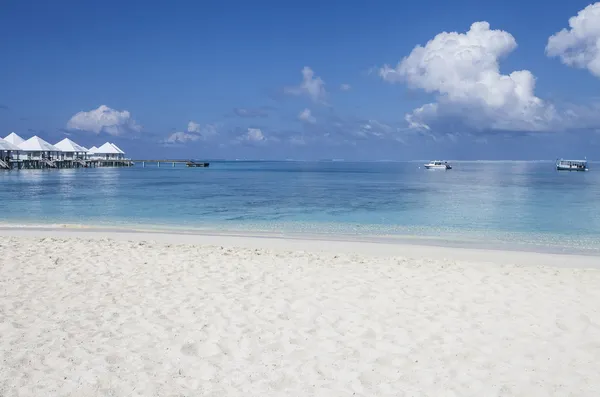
<box><xmin>556</xmin><ymin>158</ymin><xmax>588</xmax><ymax>171</ymax></box>
<box><xmin>424</xmin><ymin>160</ymin><xmax>452</xmax><ymax>170</ymax></box>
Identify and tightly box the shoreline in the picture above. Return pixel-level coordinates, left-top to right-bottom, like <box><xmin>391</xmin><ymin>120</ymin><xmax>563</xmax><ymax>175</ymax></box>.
<box><xmin>1</xmin><ymin>223</ymin><xmax>599</xmax><ymax>268</ymax></box>
<box><xmin>2</xmin><ymin>215</ymin><xmax>600</xmax><ymax>257</ymax></box>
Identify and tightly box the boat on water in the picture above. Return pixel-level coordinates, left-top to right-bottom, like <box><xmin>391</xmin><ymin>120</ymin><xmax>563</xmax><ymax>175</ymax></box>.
<box><xmin>424</xmin><ymin>160</ymin><xmax>452</xmax><ymax>170</ymax></box>
<box><xmin>556</xmin><ymin>158</ymin><xmax>588</xmax><ymax>171</ymax></box>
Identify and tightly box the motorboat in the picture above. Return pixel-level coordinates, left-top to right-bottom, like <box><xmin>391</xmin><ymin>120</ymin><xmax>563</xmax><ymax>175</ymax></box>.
<box><xmin>556</xmin><ymin>158</ymin><xmax>588</xmax><ymax>171</ymax></box>
<box><xmin>424</xmin><ymin>160</ymin><xmax>452</xmax><ymax>170</ymax></box>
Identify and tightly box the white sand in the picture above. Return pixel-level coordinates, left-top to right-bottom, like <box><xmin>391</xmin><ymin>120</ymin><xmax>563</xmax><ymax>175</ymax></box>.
<box><xmin>1</xmin><ymin>228</ymin><xmax>600</xmax><ymax>396</ymax></box>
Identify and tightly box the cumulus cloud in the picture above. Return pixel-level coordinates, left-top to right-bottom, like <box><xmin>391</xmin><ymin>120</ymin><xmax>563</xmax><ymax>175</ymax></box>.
<box><xmin>164</xmin><ymin>122</ymin><xmax>219</xmax><ymax>144</ymax></box>
<box><xmin>232</xmin><ymin>127</ymin><xmax>272</xmax><ymax>145</ymax></box>
<box><xmin>187</xmin><ymin>121</ymin><xmax>201</xmax><ymax>133</ymax></box>
<box><xmin>284</xmin><ymin>66</ymin><xmax>327</xmax><ymax>103</ymax></box>
<box><xmin>243</xmin><ymin>128</ymin><xmax>265</xmax><ymax>142</ymax></box>
<box><xmin>66</xmin><ymin>105</ymin><xmax>142</xmax><ymax>136</ymax></box>
<box><xmin>546</xmin><ymin>2</ymin><xmax>600</xmax><ymax>78</ymax></box>
<box><xmin>233</xmin><ymin>107</ymin><xmax>269</xmax><ymax>118</ymax></box>
<box><xmin>380</xmin><ymin>22</ymin><xmax>556</xmax><ymax>133</ymax></box>
<box><xmin>298</xmin><ymin>108</ymin><xmax>316</xmax><ymax>124</ymax></box>
<box><xmin>340</xmin><ymin>83</ymin><xmax>351</xmax><ymax>91</ymax></box>
<box><xmin>165</xmin><ymin>131</ymin><xmax>201</xmax><ymax>144</ymax></box>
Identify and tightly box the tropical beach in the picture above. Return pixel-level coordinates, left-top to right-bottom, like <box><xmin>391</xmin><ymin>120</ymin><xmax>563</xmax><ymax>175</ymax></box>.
<box><xmin>4</xmin><ymin>0</ymin><xmax>600</xmax><ymax>395</ymax></box>
<box><xmin>1</xmin><ymin>160</ymin><xmax>600</xmax><ymax>395</ymax></box>
<box><xmin>1</xmin><ymin>227</ymin><xmax>600</xmax><ymax>396</ymax></box>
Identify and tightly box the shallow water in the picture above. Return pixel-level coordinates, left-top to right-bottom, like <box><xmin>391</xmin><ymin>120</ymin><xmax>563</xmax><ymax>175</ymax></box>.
<box><xmin>1</xmin><ymin>161</ymin><xmax>599</xmax><ymax>252</ymax></box>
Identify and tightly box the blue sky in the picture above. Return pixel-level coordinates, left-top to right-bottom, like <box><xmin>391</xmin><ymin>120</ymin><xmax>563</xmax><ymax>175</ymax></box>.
<box><xmin>1</xmin><ymin>0</ymin><xmax>600</xmax><ymax>160</ymax></box>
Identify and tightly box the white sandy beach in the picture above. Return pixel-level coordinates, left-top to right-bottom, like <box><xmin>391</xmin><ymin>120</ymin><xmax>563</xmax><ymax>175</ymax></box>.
<box><xmin>1</xmin><ymin>228</ymin><xmax>600</xmax><ymax>396</ymax></box>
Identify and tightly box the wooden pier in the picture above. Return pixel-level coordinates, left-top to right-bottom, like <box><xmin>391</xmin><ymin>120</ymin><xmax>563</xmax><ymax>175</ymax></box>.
<box><xmin>132</xmin><ymin>160</ymin><xmax>210</xmax><ymax>168</ymax></box>
<box><xmin>3</xmin><ymin>159</ymin><xmax>133</xmax><ymax>170</ymax></box>
<box><xmin>186</xmin><ymin>161</ymin><xmax>210</xmax><ymax>167</ymax></box>
<box><xmin>1</xmin><ymin>158</ymin><xmax>209</xmax><ymax>170</ymax></box>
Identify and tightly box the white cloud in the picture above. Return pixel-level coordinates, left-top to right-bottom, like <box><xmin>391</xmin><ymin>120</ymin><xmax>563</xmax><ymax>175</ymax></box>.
<box><xmin>405</xmin><ymin>104</ymin><xmax>434</xmax><ymax>131</ymax></box>
<box><xmin>246</xmin><ymin>128</ymin><xmax>265</xmax><ymax>142</ymax></box>
<box><xmin>359</xmin><ymin>120</ymin><xmax>394</xmax><ymax>137</ymax></box>
<box><xmin>546</xmin><ymin>2</ymin><xmax>600</xmax><ymax>78</ymax></box>
<box><xmin>196</xmin><ymin>123</ymin><xmax>219</xmax><ymax>139</ymax></box>
<box><xmin>66</xmin><ymin>105</ymin><xmax>142</xmax><ymax>136</ymax></box>
<box><xmin>187</xmin><ymin>121</ymin><xmax>201</xmax><ymax>133</ymax></box>
<box><xmin>163</xmin><ymin>122</ymin><xmax>219</xmax><ymax>145</ymax></box>
<box><xmin>336</xmin><ymin>119</ymin><xmax>400</xmax><ymax>140</ymax></box>
<box><xmin>380</xmin><ymin>22</ymin><xmax>556</xmax><ymax>133</ymax></box>
<box><xmin>234</xmin><ymin>128</ymin><xmax>267</xmax><ymax>144</ymax></box>
<box><xmin>340</xmin><ymin>83</ymin><xmax>351</xmax><ymax>91</ymax></box>
<box><xmin>284</xmin><ymin>66</ymin><xmax>327</xmax><ymax>103</ymax></box>
<box><xmin>322</xmin><ymin>117</ymin><xmax>409</xmax><ymax>144</ymax></box>
<box><xmin>165</xmin><ymin>131</ymin><xmax>201</xmax><ymax>144</ymax></box>
<box><xmin>298</xmin><ymin>108</ymin><xmax>316</xmax><ymax>124</ymax></box>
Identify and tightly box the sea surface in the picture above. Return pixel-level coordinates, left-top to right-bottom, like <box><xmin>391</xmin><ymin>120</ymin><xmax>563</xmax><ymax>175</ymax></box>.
<box><xmin>1</xmin><ymin>161</ymin><xmax>599</xmax><ymax>253</ymax></box>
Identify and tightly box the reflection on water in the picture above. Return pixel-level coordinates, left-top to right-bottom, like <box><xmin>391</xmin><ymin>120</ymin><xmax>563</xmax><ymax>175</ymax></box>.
<box><xmin>17</xmin><ymin>171</ymin><xmax>45</xmax><ymax>220</ymax></box>
<box><xmin>58</xmin><ymin>169</ymin><xmax>76</xmax><ymax>201</ymax></box>
<box><xmin>1</xmin><ymin>161</ymin><xmax>599</xmax><ymax>250</ymax></box>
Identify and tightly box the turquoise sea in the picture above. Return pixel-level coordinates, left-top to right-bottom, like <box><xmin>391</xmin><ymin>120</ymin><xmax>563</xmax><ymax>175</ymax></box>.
<box><xmin>1</xmin><ymin>161</ymin><xmax>599</xmax><ymax>253</ymax></box>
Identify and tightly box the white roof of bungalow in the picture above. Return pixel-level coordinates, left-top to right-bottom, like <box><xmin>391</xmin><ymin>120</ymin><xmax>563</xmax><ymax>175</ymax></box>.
<box><xmin>4</xmin><ymin>132</ymin><xmax>25</xmax><ymax>145</ymax></box>
<box><xmin>18</xmin><ymin>136</ymin><xmax>61</xmax><ymax>152</ymax></box>
<box><xmin>0</xmin><ymin>138</ymin><xmax>21</xmax><ymax>151</ymax></box>
<box><xmin>110</xmin><ymin>143</ymin><xmax>125</xmax><ymax>154</ymax></box>
<box><xmin>54</xmin><ymin>137</ymin><xmax>88</xmax><ymax>153</ymax></box>
<box><xmin>87</xmin><ymin>146</ymin><xmax>98</xmax><ymax>154</ymax></box>
<box><xmin>95</xmin><ymin>142</ymin><xmax>121</xmax><ymax>154</ymax></box>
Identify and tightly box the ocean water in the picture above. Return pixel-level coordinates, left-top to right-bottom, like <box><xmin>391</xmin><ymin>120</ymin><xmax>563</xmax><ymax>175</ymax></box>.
<box><xmin>1</xmin><ymin>161</ymin><xmax>599</xmax><ymax>253</ymax></box>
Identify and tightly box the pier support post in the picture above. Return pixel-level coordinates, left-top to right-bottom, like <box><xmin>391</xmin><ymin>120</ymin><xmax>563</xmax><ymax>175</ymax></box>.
<box><xmin>142</xmin><ymin>161</ymin><xmax>145</xmax><ymax>168</ymax></box>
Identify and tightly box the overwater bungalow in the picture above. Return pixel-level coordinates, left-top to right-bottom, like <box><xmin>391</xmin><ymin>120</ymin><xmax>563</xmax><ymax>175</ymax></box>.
<box><xmin>111</xmin><ymin>143</ymin><xmax>125</xmax><ymax>156</ymax></box>
<box><xmin>19</xmin><ymin>136</ymin><xmax>61</xmax><ymax>158</ymax></box>
<box><xmin>4</xmin><ymin>132</ymin><xmax>25</xmax><ymax>146</ymax></box>
<box><xmin>1</xmin><ymin>132</ymin><xmax>131</xmax><ymax>169</ymax></box>
<box><xmin>4</xmin><ymin>133</ymin><xmax>25</xmax><ymax>160</ymax></box>
<box><xmin>54</xmin><ymin>138</ymin><xmax>89</xmax><ymax>160</ymax></box>
<box><xmin>0</xmin><ymin>138</ymin><xmax>21</xmax><ymax>169</ymax></box>
<box><xmin>86</xmin><ymin>146</ymin><xmax>99</xmax><ymax>159</ymax></box>
<box><xmin>95</xmin><ymin>142</ymin><xmax>126</xmax><ymax>160</ymax></box>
